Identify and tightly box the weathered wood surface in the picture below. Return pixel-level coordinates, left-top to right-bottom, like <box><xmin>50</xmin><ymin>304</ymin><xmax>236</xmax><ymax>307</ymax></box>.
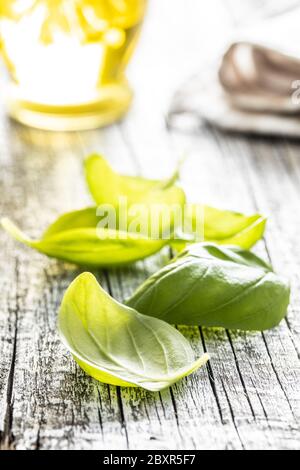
<box><xmin>0</xmin><ymin>0</ymin><xmax>300</xmax><ymax>450</ymax></box>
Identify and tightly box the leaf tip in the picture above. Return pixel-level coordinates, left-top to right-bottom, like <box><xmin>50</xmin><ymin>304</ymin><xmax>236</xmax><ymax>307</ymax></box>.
<box><xmin>1</xmin><ymin>217</ymin><xmax>31</xmax><ymax>244</ymax></box>
<box><xmin>66</xmin><ymin>272</ymin><xmax>98</xmax><ymax>294</ymax></box>
<box><xmin>1</xmin><ymin>217</ymin><xmax>11</xmax><ymax>230</ymax></box>
<box><xmin>195</xmin><ymin>352</ymin><xmax>210</xmax><ymax>369</ymax></box>
<box><xmin>84</xmin><ymin>153</ymin><xmax>104</xmax><ymax>168</ymax></box>
<box><xmin>77</xmin><ymin>271</ymin><xmax>98</xmax><ymax>283</ymax></box>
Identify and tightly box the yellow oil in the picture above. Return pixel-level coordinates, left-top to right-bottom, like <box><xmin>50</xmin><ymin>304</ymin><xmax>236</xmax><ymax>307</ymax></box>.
<box><xmin>0</xmin><ymin>1</ymin><xmax>147</xmax><ymax>130</ymax></box>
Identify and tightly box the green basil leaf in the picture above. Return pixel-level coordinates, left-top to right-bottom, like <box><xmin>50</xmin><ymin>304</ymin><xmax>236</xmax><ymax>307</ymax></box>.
<box><xmin>127</xmin><ymin>243</ymin><xmax>290</xmax><ymax>332</ymax></box>
<box><xmin>203</xmin><ymin>205</ymin><xmax>267</xmax><ymax>248</ymax></box>
<box><xmin>58</xmin><ymin>272</ymin><xmax>209</xmax><ymax>392</ymax></box>
<box><xmin>179</xmin><ymin>204</ymin><xmax>266</xmax><ymax>249</ymax></box>
<box><xmin>85</xmin><ymin>154</ymin><xmax>186</xmax><ymax>240</ymax></box>
<box><xmin>42</xmin><ymin>207</ymin><xmax>99</xmax><ymax>238</ymax></box>
<box><xmin>1</xmin><ymin>210</ymin><xmax>167</xmax><ymax>267</ymax></box>
<box><xmin>84</xmin><ymin>155</ymin><xmax>265</xmax><ymax>248</ymax></box>
<box><xmin>85</xmin><ymin>153</ymin><xmax>186</xmax><ymax>208</ymax></box>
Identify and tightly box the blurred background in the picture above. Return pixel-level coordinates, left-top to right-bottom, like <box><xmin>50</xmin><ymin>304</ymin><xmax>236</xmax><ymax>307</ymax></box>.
<box><xmin>0</xmin><ymin>1</ymin><xmax>300</xmax><ymax>135</ymax></box>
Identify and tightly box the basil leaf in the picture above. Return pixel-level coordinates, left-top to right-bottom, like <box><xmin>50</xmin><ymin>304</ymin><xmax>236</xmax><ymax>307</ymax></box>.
<box><xmin>85</xmin><ymin>155</ymin><xmax>266</xmax><ymax>247</ymax></box>
<box><xmin>203</xmin><ymin>205</ymin><xmax>266</xmax><ymax>248</ymax></box>
<box><xmin>58</xmin><ymin>272</ymin><xmax>209</xmax><ymax>392</ymax></box>
<box><xmin>1</xmin><ymin>210</ymin><xmax>167</xmax><ymax>267</ymax></box>
<box><xmin>127</xmin><ymin>243</ymin><xmax>290</xmax><ymax>331</ymax></box>
<box><xmin>42</xmin><ymin>207</ymin><xmax>99</xmax><ymax>237</ymax></box>
<box><xmin>85</xmin><ymin>153</ymin><xmax>186</xmax><ymax>208</ymax></box>
<box><xmin>181</xmin><ymin>204</ymin><xmax>266</xmax><ymax>248</ymax></box>
<box><xmin>85</xmin><ymin>154</ymin><xmax>186</xmax><ymax>240</ymax></box>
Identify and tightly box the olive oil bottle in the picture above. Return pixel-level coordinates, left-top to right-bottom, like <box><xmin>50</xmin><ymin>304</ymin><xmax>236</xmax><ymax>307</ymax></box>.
<box><xmin>0</xmin><ymin>1</ymin><xmax>147</xmax><ymax>130</ymax></box>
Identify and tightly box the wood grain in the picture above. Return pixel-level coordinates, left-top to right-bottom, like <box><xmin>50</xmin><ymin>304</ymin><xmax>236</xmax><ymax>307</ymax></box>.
<box><xmin>0</xmin><ymin>0</ymin><xmax>299</xmax><ymax>450</ymax></box>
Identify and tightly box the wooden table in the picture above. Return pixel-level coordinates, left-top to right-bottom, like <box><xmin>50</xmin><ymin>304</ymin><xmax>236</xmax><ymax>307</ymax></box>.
<box><xmin>0</xmin><ymin>1</ymin><xmax>299</xmax><ymax>450</ymax></box>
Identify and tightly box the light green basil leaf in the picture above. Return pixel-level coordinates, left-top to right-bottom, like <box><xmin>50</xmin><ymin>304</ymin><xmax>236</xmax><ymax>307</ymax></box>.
<box><xmin>127</xmin><ymin>243</ymin><xmax>290</xmax><ymax>332</ymax></box>
<box><xmin>173</xmin><ymin>206</ymin><xmax>266</xmax><ymax>252</ymax></box>
<box><xmin>203</xmin><ymin>205</ymin><xmax>267</xmax><ymax>248</ymax></box>
<box><xmin>85</xmin><ymin>153</ymin><xmax>186</xmax><ymax>209</ymax></box>
<box><xmin>42</xmin><ymin>207</ymin><xmax>99</xmax><ymax>238</ymax></box>
<box><xmin>85</xmin><ymin>154</ymin><xmax>186</xmax><ymax>239</ymax></box>
<box><xmin>1</xmin><ymin>209</ymin><xmax>168</xmax><ymax>267</ymax></box>
<box><xmin>182</xmin><ymin>204</ymin><xmax>266</xmax><ymax>249</ymax></box>
<box><xmin>58</xmin><ymin>272</ymin><xmax>209</xmax><ymax>392</ymax></box>
<box><xmin>84</xmin><ymin>155</ymin><xmax>265</xmax><ymax>247</ymax></box>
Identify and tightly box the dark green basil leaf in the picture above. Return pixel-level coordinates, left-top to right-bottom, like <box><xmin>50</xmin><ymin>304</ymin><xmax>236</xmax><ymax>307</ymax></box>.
<box><xmin>127</xmin><ymin>243</ymin><xmax>290</xmax><ymax>331</ymax></box>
